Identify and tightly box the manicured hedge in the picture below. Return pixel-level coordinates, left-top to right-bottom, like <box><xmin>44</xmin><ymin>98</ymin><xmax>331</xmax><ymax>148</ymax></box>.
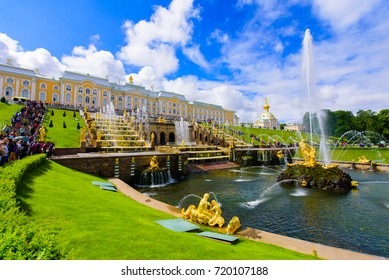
<box><xmin>0</xmin><ymin>155</ymin><xmax>66</xmax><ymax>259</ymax></box>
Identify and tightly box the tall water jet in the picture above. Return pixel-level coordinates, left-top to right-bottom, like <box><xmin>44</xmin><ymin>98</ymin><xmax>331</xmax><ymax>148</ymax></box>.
<box><xmin>175</xmin><ymin>116</ymin><xmax>190</xmax><ymax>145</ymax></box>
<box><xmin>302</xmin><ymin>29</ymin><xmax>330</xmax><ymax>163</ymax></box>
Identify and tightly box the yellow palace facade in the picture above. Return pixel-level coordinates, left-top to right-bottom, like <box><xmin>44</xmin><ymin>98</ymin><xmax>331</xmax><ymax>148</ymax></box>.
<box><xmin>0</xmin><ymin>62</ymin><xmax>238</xmax><ymax>124</ymax></box>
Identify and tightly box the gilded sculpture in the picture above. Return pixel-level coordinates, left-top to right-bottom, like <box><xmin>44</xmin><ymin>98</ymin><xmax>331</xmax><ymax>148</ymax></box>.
<box><xmin>182</xmin><ymin>193</ymin><xmax>240</xmax><ymax>234</ymax></box>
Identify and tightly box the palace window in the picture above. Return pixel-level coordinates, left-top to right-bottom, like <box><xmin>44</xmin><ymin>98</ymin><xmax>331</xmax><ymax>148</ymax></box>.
<box><xmin>52</xmin><ymin>94</ymin><xmax>59</xmax><ymax>102</ymax></box>
<box><xmin>54</xmin><ymin>85</ymin><xmax>59</xmax><ymax>91</ymax></box>
<box><xmin>78</xmin><ymin>95</ymin><xmax>82</xmax><ymax>103</ymax></box>
<box><xmin>21</xmin><ymin>89</ymin><xmax>29</xmax><ymax>98</ymax></box>
<box><xmin>40</xmin><ymin>83</ymin><xmax>46</xmax><ymax>89</ymax></box>
<box><xmin>93</xmin><ymin>89</ymin><xmax>98</xmax><ymax>95</ymax></box>
<box><xmin>103</xmin><ymin>91</ymin><xmax>108</xmax><ymax>96</ymax></box>
<box><xmin>5</xmin><ymin>87</ymin><xmax>13</xmax><ymax>96</ymax></box>
<box><xmin>66</xmin><ymin>85</ymin><xmax>71</xmax><ymax>91</ymax></box>
<box><xmin>66</xmin><ymin>93</ymin><xmax>71</xmax><ymax>102</ymax></box>
<box><xmin>118</xmin><ymin>96</ymin><xmax>123</xmax><ymax>101</ymax></box>
<box><xmin>6</xmin><ymin>77</ymin><xmax>13</xmax><ymax>84</ymax></box>
<box><xmin>78</xmin><ymin>87</ymin><xmax>83</xmax><ymax>93</ymax></box>
<box><xmin>22</xmin><ymin>80</ymin><xmax>30</xmax><ymax>86</ymax></box>
<box><xmin>40</xmin><ymin>92</ymin><xmax>46</xmax><ymax>101</ymax></box>
<box><xmin>92</xmin><ymin>97</ymin><xmax>96</xmax><ymax>105</ymax></box>
<box><xmin>102</xmin><ymin>98</ymin><xmax>108</xmax><ymax>107</ymax></box>
<box><xmin>85</xmin><ymin>96</ymin><xmax>90</xmax><ymax>103</ymax></box>
<box><xmin>85</xmin><ymin>88</ymin><xmax>91</xmax><ymax>94</ymax></box>
<box><xmin>111</xmin><ymin>95</ymin><xmax>115</xmax><ymax>100</ymax></box>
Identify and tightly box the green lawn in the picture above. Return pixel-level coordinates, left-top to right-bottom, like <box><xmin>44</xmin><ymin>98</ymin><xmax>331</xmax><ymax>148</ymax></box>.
<box><xmin>17</xmin><ymin>160</ymin><xmax>318</xmax><ymax>260</ymax></box>
<box><xmin>43</xmin><ymin>108</ymin><xmax>83</xmax><ymax>148</ymax></box>
<box><xmin>0</xmin><ymin>102</ymin><xmax>22</xmax><ymax>127</ymax></box>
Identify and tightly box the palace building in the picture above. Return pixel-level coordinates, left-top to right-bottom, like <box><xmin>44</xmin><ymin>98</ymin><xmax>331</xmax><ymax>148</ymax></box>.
<box><xmin>0</xmin><ymin>62</ymin><xmax>238</xmax><ymax>125</ymax></box>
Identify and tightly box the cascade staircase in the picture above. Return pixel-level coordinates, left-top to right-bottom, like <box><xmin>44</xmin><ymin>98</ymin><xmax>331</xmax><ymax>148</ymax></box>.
<box><xmin>90</xmin><ymin>113</ymin><xmax>151</xmax><ymax>152</ymax></box>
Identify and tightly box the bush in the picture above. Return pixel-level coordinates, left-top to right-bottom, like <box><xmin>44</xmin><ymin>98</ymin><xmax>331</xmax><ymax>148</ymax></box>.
<box><xmin>73</xmin><ymin>111</ymin><xmax>76</xmax><ymax>118</ymax></box>
<box><xmin>51</xmin><ymin>110</ymin><xmax>54</xmax><ymax>116</ymax></box>
<box><xmin>49</xmin><ymin>120</ymin><xmax>53</xmax><ymax>127</ymax></box>
<box><xmin>63</xmin><ymin>111</ymin><xmax>66</xmax><ymax>117</ymax></box>
<box><xmin>1</xmin><ymin>96</ymin><xmax>6</xmax><ymax>103</ymax></box>
<box><xmin>0</xmin><ymin>155</ymin><xmax>66</xmax><ymax>259</ymax></box>
<box><xmin>77</xmin><ymin>122</ymin><xmax>81</xmax><ymax>129</ymax></box>
<box><xmin>63</xmin><ymin>121</ymin><xmax>66</xmax><ymax>128</ymax></box>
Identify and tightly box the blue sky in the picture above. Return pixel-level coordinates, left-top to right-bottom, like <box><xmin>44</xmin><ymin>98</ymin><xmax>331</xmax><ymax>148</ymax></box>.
<box><xmin>0</xmin><ymin>0</ymin><xmax>388</xmax><ymax>123</ymax></box>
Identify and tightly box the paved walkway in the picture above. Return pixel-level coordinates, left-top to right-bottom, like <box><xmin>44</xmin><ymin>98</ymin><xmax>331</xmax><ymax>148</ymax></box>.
<box><xmin>109</xmin><ymin>178</ymin><xmax>386</xmax><ymax>260</ymax></box>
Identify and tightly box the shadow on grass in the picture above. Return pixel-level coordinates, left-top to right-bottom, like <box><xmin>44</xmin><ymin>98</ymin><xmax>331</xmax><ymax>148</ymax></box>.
<box><xmin>16</xmin><ymin>160</ymin><xmax>52</xmax><ymax>215</ymax></box>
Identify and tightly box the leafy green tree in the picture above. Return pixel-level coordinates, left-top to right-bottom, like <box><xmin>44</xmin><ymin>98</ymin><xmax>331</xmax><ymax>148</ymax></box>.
<box><xmin>333</xmin><ymin>110</ymin><xmax>354</xmax><ymax>137</ymax></box>
<box><xmin>376</xmin><ymin>109</ymin><xmax>389</xmax><ymax>139</ymax></box>
<box><xmin>353</xmin><ymin>110</ymin><xmax>377</xmax><ymax>132</ymax></box>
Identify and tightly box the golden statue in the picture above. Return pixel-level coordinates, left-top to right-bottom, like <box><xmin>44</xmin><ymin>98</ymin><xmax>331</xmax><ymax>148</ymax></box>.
<box><xmin>208</xmin><ymin>200</ymin><xmax>225</xmax><ymax>228</ymax></box>
<box><xmin>80</xmin><ymin>128</ymin><xmax>86</xmax><ymax>142</ymax></box>
<box><xmin>149</xmin><ymin>156</ymin><xmax>159</xmax><ymax>172</ymax></box>
<box><xmin>150</xmin><ymin>132</ymin><xmax>155</xmax><ymax>144</ymax></box>
<box><xmin>358</xmin><ymin>156</ymin><xmax>370</xmax><ymax>164</ymax></box>
<box><xmin>226</xmin><ymin>216</ymin><xmax>241</xmax><ymax>235</ymax></box>
<box><xmin>299</xmin><ymin>139</ymin><xmax>316</xmax><ymax>167</ymax></box>
<box><xmin>182</xmin><ymin>193</ymin><xmax>239</xmax><ymax>233</ymax></box>
<box><xmin>39</xmin><ymin>126</ymin><xmax>45</xmax><ymax>142</ymax></box>
<box><xmin>129</xmin><ymin>76</ymin><xmax>133</xmax><ymax>84</ymax></box>
<box><xmin>180</xmin><ymin>140</ymin><xmax>185</xmax><ymax>148</ymax></box>
<box><xmin>96</xmin><ymin>130</ymin><xmax>102</xmax><ymax>141</ymax></box>
<box><xmin>229</xmin><ymin>138</ymin><xmax>235</xmax><ymax>149</ymax></box>
<box><xmin>276</xmin><ymin>150</ymin><xmax>284</xmax><ymax>159</ymax></box>
<box><xmin>158</xmin><ymin>117</ymin><xmax>165</xmax><ymax>124</ymax></box>
<box><xmin>123</xmin><ymin>110</ymin><xmax>127</xmax><ymax>118</ymax></box>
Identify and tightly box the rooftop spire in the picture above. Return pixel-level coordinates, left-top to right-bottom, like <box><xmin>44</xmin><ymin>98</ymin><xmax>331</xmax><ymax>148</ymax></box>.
<box><xmin>263</xmin><ymin>97</ymin><xmax>270</xmax><ymax>111</ymax></box>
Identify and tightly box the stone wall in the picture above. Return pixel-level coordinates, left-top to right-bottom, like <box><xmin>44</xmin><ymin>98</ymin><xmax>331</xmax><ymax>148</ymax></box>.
<box><xmin>52</xmin><ymin>153</ymin><xmax>189</xmax><ymax>186</ymax></box>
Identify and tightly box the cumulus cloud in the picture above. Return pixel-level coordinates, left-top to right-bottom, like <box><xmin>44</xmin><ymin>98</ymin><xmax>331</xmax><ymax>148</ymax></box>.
<box><xmin>312</xmin><ymin>0</ymin><xmax>382</xmax><ymax>30</ymax></box>
<box><xmin>62</xmin><ymin>43</ymin><xmax>126</xmax><ymax>83</ymax></box>
<box><xmin>117</xmin><ymin>0</ymin><xmax>200</xmax><ymax>77</ymax></box>
<box><xmin>0</xmin><ymin>33</ymin><xmax>63</xmax><ymax>78</ymax></box>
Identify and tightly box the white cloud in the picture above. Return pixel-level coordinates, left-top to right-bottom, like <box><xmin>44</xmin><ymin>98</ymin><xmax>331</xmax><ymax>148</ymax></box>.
<box><xmin>62</xmin><ymin>43</ymin><xmax>126</xmax><ymax>83</ymax></box>
<box><xmin>117</xmin><ymin>0</ymin><xmax>200</xmax><ymax>77</ymax></box>
<box><xmin>127</xmin><ymin>66</ymin><xmax>164</xmax><ymax>90</ymax></box>
<box><xmin>208</xmin><ymin>29</ymin><xmax>230</xmax><ymax>44</ymax></box>
<box><xmin>182</xmin><ymin>45</ymin><xmax>209</xmax><ymax>69</ymax></box>
<box><xmin>0</xmin><ymin>32</ymin><xmax>63</xmax><ymax>78</ymax></box>
<box><xmin>312</xmin><ymin>0</ymin><xmax>382</xmax><ymax>30</ymax></box>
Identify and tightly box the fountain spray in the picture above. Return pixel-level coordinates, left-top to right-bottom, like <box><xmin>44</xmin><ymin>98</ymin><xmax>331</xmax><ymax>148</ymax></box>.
<box><xmin>302</xmin><ymin>29</ymin><xmax>330</xmax><ymax>163</ymax></box>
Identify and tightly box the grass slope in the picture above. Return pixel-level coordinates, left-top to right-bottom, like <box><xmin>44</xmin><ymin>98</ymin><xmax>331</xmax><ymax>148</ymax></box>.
<box><xmin>0</xmin><ymin>103</ymin><xmax>22</xmax><ymax>126</ymax></box>
<box><xmin>17</xmin><ymin>160</ymin><xmax>318</xmax><ymax>260</ymax></box>
<box><xmin>43</xmin><ymin>109</ymin><xmax>83</xmax><ymax>148</ymax></box>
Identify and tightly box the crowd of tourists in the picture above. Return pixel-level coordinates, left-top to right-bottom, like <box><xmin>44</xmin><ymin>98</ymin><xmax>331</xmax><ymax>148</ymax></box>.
<box><xmin>0</xmin><ymin>100</ymin><xmax>55</xmax><ymax>166</ymax></box>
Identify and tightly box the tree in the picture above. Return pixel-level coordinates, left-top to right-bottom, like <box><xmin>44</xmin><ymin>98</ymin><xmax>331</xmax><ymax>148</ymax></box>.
<box><xmin>353</xmin><ymin>110</ymin><xmax>377</xmax><ymax>132</ymax></box>
<box><xmin>333</xmin><ymin>110</ymin><xmax>354</xmax><ymax>137</ymax></box>
<box><xmin>376</xmin><ymin>109</ymin><xmax>389</xmax><ymax>139</ymax></box>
